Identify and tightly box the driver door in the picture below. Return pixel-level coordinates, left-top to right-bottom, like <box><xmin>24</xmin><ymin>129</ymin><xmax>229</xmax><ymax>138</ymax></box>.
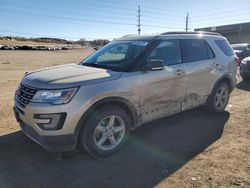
<box><xmin>138</xmin><ymin>39</ymin><xmax>186</xmax><ymax>123</ymax></box>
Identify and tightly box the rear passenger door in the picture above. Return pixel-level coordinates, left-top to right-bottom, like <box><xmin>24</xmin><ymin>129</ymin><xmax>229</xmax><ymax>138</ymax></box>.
<box><xmin>180</xmin><ymin>39</ymin><xmax>217</xmax><ymax>110</ymax></box>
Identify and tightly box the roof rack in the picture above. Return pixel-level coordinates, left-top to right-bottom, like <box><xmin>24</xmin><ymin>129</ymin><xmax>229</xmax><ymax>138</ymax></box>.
<box><xmin>160</xmin><ymin>31</ymin><xmax>221</xmax><ymax>36</ymax></box>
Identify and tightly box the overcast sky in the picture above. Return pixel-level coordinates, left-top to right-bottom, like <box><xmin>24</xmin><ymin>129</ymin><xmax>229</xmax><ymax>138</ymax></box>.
<box><xmin>0</xmin><ymin>0</ymin><xmax>249</xmax><ymax>40</ymax></box>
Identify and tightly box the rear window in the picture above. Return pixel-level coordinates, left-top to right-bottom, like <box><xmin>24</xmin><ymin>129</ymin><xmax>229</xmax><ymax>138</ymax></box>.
<box><xmin>215</xmin><ymin>40</ymin><xmax>234</xmax><ymax>56</ymax></box>
<box><xmin>181</xmin><ymin>39</ymin><xmax>215</xmax><ymax>63</ymax></box>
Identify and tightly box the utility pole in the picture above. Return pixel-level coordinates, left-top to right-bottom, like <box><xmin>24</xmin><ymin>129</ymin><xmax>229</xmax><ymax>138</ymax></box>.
<box><xmin>238</xmin><ymin>25</ymin><xmax>242</xmax><ymax>43</ymax></box>
<box><xmin>185</xmin><ymin>12</ymin><xmax>189</xmax><ymax>32</ymax></box>
<box><xmin>137</xmin><ymin>5</ymin><xmax>141</xmax><ymax>35</ymax></box>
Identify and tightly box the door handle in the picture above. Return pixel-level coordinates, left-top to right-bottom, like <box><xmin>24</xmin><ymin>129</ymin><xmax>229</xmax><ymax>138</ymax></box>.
<box><xmin>175</xmin><ymin>69</ymin><xmax>185</xmax><ymax>76</ymax></box>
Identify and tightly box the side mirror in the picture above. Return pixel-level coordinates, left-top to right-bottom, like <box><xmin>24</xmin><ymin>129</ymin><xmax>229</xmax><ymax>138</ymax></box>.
<box><xmin>142</xmin><ymin>59</ymin><xmax>164</xmax><ymax>71</ymax></box>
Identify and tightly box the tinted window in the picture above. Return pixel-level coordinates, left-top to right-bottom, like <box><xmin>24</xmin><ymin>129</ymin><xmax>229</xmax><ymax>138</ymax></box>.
<box><xmin>148</xmin><ymin>40</ymin><xmax>181</xmax><ymax>65</ymax></box>
<box><xmin>181</xmin><ymin>39</ymin><xmax>214</xmax><ymax>63</ymax></box>
<box><xmin>215</xmin><ymin>40</ymin><xmax>234</xmax><ymax>56</ymax></box>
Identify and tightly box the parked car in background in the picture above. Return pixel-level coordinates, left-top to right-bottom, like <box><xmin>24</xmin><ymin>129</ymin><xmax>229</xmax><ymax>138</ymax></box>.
<box><xmin>14</xmin><ymin>32</ymin><xmax>237</xmax><ymax>157</ymax></box>
<box><xmin>240</xmin><ymin>56</ymin><xmax>250</xmax><ymax>81</ymax></box>
<box><xmin>231</xmin><ymin>43</ymin><xmax>250</xmax><ymax>64</ymax></box>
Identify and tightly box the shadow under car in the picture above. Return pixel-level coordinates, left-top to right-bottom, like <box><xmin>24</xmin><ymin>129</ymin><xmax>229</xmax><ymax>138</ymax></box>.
<box><xmin>0</xmin><ymin>107</ymin><xmax>230</xmax><ymax>188</ymax></box>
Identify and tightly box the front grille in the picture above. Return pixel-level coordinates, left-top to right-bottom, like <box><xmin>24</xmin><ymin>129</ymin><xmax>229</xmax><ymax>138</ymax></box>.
<box><xmin>16</xmin><ymin>84</ymin><xmax>37</xmax><ymax>108</ymax></box>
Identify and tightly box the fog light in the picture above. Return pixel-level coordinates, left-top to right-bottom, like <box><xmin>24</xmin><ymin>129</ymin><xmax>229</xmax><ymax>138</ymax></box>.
<box><xmin>34</xmin><ymin>113</ymin><xmax>66</xmax><ymax>130</ymax></box>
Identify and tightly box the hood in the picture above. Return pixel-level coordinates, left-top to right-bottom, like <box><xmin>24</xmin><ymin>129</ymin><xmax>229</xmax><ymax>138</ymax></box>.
<box><xmin>22</xmin><ymin>64</ymin><xmax>122</xmax><ymax>89</ymax></box>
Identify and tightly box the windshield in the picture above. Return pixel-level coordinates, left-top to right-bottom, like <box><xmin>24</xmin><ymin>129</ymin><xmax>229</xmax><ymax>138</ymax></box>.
<box><xmin>81</xmin><ymin>41</ymin><xmax>148</xmax><ymax>70</ymax></box>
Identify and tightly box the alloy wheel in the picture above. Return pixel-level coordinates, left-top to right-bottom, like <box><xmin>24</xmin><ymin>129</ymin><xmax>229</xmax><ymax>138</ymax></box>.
<box><xmin>94</xmin><ymin>115</ymin><xmax>125</xmax><ymax>151</ymax></box>
<box><xmin>215</xmin><ymin>86</ymin><xmax>228</xmax><ymax>109</ymax></box>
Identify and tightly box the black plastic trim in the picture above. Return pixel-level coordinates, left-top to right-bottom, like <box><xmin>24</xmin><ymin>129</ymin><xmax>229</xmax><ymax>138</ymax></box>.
<box><xmin>33</xmin><ymin>113</ymin><xmax>67</xmax><ymax>130</ymax></box>
<box><xmin>20</xmin><ymin>122</ymin><xmax>75</xmax><ymax>152</ymax></box>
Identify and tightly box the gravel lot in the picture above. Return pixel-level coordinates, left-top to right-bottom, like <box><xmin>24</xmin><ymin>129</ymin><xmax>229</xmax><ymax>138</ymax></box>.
<box><xmin>0</xmin><ymin>49</ymin><xmax>249</xmax><ymax>188</ymax></box>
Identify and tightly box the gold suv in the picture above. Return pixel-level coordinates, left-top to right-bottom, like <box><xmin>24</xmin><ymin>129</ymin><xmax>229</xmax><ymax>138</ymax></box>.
<box><xmin>14</xmin><ymin>32</ymin><xmax>237</xmax><ymax>157</ymax></box>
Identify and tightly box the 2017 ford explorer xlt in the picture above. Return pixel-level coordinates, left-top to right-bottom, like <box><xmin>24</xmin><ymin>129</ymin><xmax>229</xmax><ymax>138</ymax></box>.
<box><xmin>14</xmin><ymin>32</ymin><xmax>237</xmax><ymax>157</ymax></box>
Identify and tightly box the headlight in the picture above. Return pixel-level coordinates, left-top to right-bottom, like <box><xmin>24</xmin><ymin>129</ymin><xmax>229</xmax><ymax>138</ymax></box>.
<box><xmin>31</xmin><ymin>88</ymin><xmax>78</xmax><ymax>105</ymax></box>
<box><xmin>241</xmin><ymin>59</ymin><xmax>247</xmax><ymax>64</ymax></box>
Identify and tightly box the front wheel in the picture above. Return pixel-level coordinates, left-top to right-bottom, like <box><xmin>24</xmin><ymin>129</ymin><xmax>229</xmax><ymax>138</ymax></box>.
<box><xmin>206</xmin><ymin>82</ymin><xmax>230</xmax><ymax>113</ymax></box>
<box><xmin>80</xmin><ymin>105</ymin><xmax>131</xmax><ymax>158</ymax></box>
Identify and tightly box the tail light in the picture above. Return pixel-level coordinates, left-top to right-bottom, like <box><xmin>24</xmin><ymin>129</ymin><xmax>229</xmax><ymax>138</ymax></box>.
<box><xmin>235</xmin><ymin>57</ymin><xmax>240</xmax><ymax>65</ymax></box>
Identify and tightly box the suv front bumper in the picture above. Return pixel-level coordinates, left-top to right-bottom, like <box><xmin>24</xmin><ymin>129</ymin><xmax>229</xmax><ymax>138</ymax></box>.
<box><xmin>14</xmin><ymin>107</ymin><xmax>75</xmax><ymax>152</ymax></box>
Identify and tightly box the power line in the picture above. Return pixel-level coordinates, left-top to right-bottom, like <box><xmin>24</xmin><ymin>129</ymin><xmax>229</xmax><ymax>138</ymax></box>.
<box><xmin>92</xmin><ymin>0</ymin><xmax>186</xmax><ymax>14</ymax></box>
<box><xmin>0</xmin><ymin>8</ymin><xmax>135</xmax><ymax>26</ymax></box>
<box><xmin>57</xmin><ymin>0</ymin><xmax>137</xmax><ymax>11</ymax></box>
<box><xmin>191</xmin><ymin>1</ymin><xmax>250</xmax><ymax>14</ymax></box>
<box><xmin>18</xmin><ymin>0</ymin><xmax>250</xmax><ymax>22</ymax></box>
<box><xmin>2</xmin><ymin>0</ymin><xmax>248</xmax><ymax>37</ymax></box>
<box><xmin>142</xmin><ymin>9</ymin><xmax>186</xmax><ymax>17</ymax></box>
<box><xmin>4</xmin><ymin>0</ymin><xmax>185</xmax><ymax>25</ymax></box>
<box><xmin>192</xmin><ymin>8</ymin><xmax>250</xmax><ymax>20</ymax></box>
<box><xmin>4</xmin><ymin>0</ymin><xmax>136</xmax><ymax>17</ymax></box>
<box><xmin>191</xmin><ymin>13</ymin><xmax>250</xmax><ymax>22</ymax></box>
<box><xmin>141</xmin><ymin>13</ymin><xmax>185</xmax><ymax>22</ymax></box>
<box><xmin>1</xmin><ymin>1</ymin><xmax>186</xmax><ymax>29</ymax></box>
<box><xmin>19</xmin><ymin>1</ymin><xmax>136</xmax><ymax>22</ymax></box>
<box><xmin>141</xmin><ymin>19</ymin><xmax>184</xmax><ymax>28</ymax></box>
<box><xmin>19</xmin><ymin>0</ymin><xmax>186</xmax><ymax>18</ymax></box>
<box><xmin>1</xmin><ymin>8</ymin><xmax>185</xmax><ymax>30</ymax></box>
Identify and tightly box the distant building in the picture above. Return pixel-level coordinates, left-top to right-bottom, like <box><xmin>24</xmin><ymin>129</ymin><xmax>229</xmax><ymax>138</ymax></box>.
<box><xmin>195</xmin><ymin>22</ymin><xmax>250</xmax><ymax>44</ymax></box>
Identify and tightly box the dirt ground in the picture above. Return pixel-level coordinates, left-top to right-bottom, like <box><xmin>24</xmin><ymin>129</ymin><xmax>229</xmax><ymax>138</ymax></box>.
<box><xmin>0</xmin><ymin>49</ymin><xmax>249</xmax><ymax>188</ymax></box>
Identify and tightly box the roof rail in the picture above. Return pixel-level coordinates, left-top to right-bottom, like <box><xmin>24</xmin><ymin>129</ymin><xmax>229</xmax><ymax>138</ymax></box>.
<box><xmin>160</xmin><ymin>31</ymin><xmax>221</xmax><ymax>36</ymax></box>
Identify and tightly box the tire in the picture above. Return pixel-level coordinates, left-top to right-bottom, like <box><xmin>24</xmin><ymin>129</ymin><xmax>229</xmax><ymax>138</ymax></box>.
<box><xmin>80</xmin><ymin>105</ymin><xmax>131</xmax><ymax>158</ymax></box>
<box><xmin>206</xmin><ymin>82</ymin><xmax>230</xmax><ymax>113</ymax></box>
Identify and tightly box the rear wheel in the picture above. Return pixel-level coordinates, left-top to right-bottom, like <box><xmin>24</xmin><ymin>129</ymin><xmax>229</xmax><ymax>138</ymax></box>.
<box><xmin>80</xmin><ymin>105</ymin><xmax>130</xmax><ymax>158</ymax></box>
<box><xmin>206</xmin><ymin>82</ymin><xmax>230</xmax><ymax>113</ymax></box>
